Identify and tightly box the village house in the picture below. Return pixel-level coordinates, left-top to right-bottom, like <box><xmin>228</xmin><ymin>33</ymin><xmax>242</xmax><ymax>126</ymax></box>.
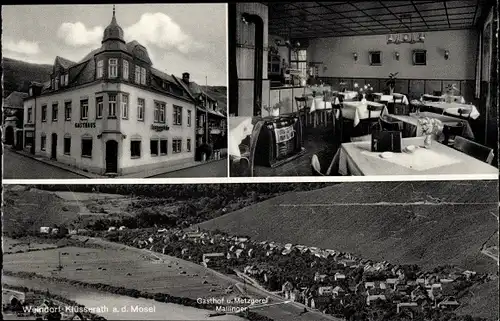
<box><xmin>318</xmin><ymin>286</ymin><xmax>333</xmax><ymax>296</ymax></box>
<box><xmin>22</xmin><ymin>7</ymin><xmax>202</xmax><ymax>176</ymax></box>
<box><xmin>332</xmin><ymin>286</ymin><xmax>345</xmax><ymax>298</ymax></box>
<box><xmin>334</xmin><ymin>272</ymin><xmax>346</xmax><ymax>281</ymax></box>
<box><xmin>397</xmin><ymin>302</ymin><xmax>420</xmax><ymax>314</ymax></box>
<box><xmin>202</xmin><ymin>253</ymin><xmax>225</xmax><ymax>268</ymax></box>
<box><xmin>3</xmin><ymin>91</ymin><xmax>29</xmax><ymax>148</ymax></box>
<box><xmin>366</xmin><ymin>294</ymin><xmax>386</xmax><ymax>306</ymax></box>
<box><xmin>437</xmin><ymin>297</ymin><xmax>460</xmax><ymax>311</ymax></box>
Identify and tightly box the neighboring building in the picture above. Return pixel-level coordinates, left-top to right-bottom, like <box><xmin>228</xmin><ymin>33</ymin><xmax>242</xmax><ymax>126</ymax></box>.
<box><xmin>3</xmin><ymin>91</ymin><xmax>28</xmax><ymax>147</ymax></box>
<box><xmin>202</xmin><ymin>253</ymin><xmax>225</xmax><ymax>268</ymax></box>
<box><xmin>22</xmin><ymin>7</ymin><xmax>197</xmax><ymax>176</ymax></box>
<box><xmin>175</xmin><ymin>74</ymin><xmax>227</xmax><ymax>153</ymax></box>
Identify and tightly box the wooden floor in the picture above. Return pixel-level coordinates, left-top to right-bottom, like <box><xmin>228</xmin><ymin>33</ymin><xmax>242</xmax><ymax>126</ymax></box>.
<box><xmin>253</xmin><ymin>127</ymin><xmax>341</xmax><ymax>177</ymax></box>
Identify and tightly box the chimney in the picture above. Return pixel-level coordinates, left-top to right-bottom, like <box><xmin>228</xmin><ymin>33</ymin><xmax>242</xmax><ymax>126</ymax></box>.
<box><xmin>182</xmin><ymin>72</ymin><xmax>190</xmax><ymax>84</ymax></box>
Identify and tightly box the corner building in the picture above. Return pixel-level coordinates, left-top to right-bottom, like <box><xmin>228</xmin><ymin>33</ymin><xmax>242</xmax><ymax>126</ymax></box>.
<box><xmin>23</xmin><ymin>8</ymin><xmax>197</xmax><ymax>176</ymax></box>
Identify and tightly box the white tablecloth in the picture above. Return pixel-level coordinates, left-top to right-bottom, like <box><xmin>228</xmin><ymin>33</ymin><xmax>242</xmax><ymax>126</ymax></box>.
<box><xmin>309</xmin><ymin>96</ymin><xmax>340</xmax><ymax>113</ymax></box>
<box><xmin>423</xmin><ymin>102</ymin><xmax>480</xmax><ymax>119</ymax></box>
<box><xmin>374</xmin><ymin>93</ymin><xmax>409</xmax><ymax>105</ymax></box>
<box><xmin>330</xmin><ymin>136</ymin><xmax>498</xmax><ymax>176</ymax></box>
<box><xmin>342</xmin><ymin>101</ymin><xmax>388</xmax><ymax>126</ymax></box>
<box><xmin>229</xmin><ymin>117</ymin><xmax>254</xmax><ymax>157</ymax></box>
<box><xmin>334</xmin><ymin>91</ymin><xmax>358</xmax><ymax>101</ymax></box>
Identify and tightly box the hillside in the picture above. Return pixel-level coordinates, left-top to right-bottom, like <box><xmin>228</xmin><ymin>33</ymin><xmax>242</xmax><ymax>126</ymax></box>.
<box><xmin>198</xmin><ymin>181</ymin><xmax>499</xmax><ymax>319</ymax></box>
<box><xmin>2</xmin><ymin>57</ymin><xmax>227</xmax><ymax>112</ymax></box>
<box><xmin>199</xmin><ymin>181</ymin><xmax>498</xmax><ymax>273</ymax></box>
<box><xmin>202</xmin><ymin>85</ymin><xmax>227</xmax><ymax>114</ymax></box>
<box><xmin>2</xmin><ymin>57</ymin><xmax>52</xmax><ymax>96</ymax></box>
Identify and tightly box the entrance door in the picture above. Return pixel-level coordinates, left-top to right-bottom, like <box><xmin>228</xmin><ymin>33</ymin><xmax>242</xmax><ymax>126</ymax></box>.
<box><xmin>5</xmin><ymin>126</ymin><xmax>14</xmax><ymax>145</ymax></box>
<box><xmin>105</xmin><ymin>140</ymin><xmax>118</xmax><ymax>173</ymax></box>
<box><xmin>51</xmin><ymin>133</ymin><xmax>57</xmax><ymax>159</ymax></box>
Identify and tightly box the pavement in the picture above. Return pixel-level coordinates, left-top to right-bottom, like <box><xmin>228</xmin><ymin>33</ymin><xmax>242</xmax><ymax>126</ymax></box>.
<box><xmin>3</xmin><ymin>147</ymin><xmax>228</xmax><ymax>179</ymax></box>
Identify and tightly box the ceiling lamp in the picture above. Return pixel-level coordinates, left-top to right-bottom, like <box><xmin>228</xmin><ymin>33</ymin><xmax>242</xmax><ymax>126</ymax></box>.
<box><xmin>387</xmin><ymin>14</ymin><xmax>425</xmax><ymax>45</ymax></box>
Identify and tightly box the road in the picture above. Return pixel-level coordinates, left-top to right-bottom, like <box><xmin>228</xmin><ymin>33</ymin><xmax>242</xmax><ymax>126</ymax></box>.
<box><xmin>149</xmin><ymin>159</ymin><xmax>228</xmax><ymax>178</ymax></box>
<box><xmin>3</xmin><ymin>148</ymin><xmax>84</xmax><ymax>179</ymax></box>
<box><xmin>74</xmin><ymin>236</ymin><xmax>340</xmax><ymax>321</ymax></box>
<box><xmin>3</xmin><ymin>148</ymin><xmax>227</xmax><ymax>179</ymax></box>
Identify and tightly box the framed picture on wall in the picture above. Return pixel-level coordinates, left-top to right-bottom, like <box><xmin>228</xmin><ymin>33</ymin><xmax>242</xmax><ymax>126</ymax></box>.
<box><xmin>369</xmin><ymin>51</ymin><xmax>382</xmax><ymax>66</ymax></box>
<box><xmin>413</xmin><ymin>50</ymin><xmax>427</xmax><ymax>65</ymax></box>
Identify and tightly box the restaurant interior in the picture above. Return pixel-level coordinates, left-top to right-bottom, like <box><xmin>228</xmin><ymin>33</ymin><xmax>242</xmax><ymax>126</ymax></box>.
<box><xmin>228</xmin><ymin>1</ymin><xmax>498</xmax><ymax>177</ymax></box>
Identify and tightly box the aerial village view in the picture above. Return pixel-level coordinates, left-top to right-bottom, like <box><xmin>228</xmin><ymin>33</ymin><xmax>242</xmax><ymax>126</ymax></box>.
<box><xmin>2</xmin><ymin>181</ymin><xmax>498</xmax><ymax>320</ymax></box>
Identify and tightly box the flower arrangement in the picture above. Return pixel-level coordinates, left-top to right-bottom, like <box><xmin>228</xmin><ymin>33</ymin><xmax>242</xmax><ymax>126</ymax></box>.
<box><xmin>418</xmin><ymin>117</ymin><xmax>444</xmax><ymax>147</ymax></box>
<box><xmin>263</xmin><ymin>101</ymin><xmax>283</xmax><ymax>117</ymax></box>
<box><xmin>444</xmin><ymin>84</ymin><xmax>460</xmax><ymax>103</ymax></box>
<box><xmin>386</xmin><ymin>72</ymin><xmax>399</xmax><ymax>94</ymax></box>
<box><xmin>354</xmin><ymin>83</ymin><xmax>374</xmax><ymax>101</ymax></box>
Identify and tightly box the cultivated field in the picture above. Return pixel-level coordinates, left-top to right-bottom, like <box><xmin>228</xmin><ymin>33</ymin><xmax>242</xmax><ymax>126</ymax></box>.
<box><xmin>3</xmin><ymin>237</ymin><xmax>59</xmax><ymax>253</ymax></box>
<box><xmin>3</xmin><ymin>245</ymin><xmax>234</xmax><ymax>299</ymax></box>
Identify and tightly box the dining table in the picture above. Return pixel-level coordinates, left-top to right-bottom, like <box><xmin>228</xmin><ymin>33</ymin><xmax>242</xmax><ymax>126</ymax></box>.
<box><xmin>373</xmin><ymin>92</ymin><xmax>409</xmax><ymax>105</ymax></box>
<box><xmin>422</xmin><ymin>94</ymin><xmax>466</xmax><ymax>104</ymax></box>
<box><xmin>334</xmin><ymin>90</ymin><xmax>359</xmax><ymax>101</ymax></box>
<box><xmin>342</xmin><ymin>101</ymin><xmax>388</xmax><ymax>127</ymax></box>
<box><xmin>386</xmin><ymin>112</ymin><xmax>475</xmax><ymax>140</ymax></box>
<box><xmin>421</xmin><ymin>101</ymin><xmax>480</xmax><ymax>119</ymax></box>
<box><xmin>327</xmin><ymin>136</ymin><xmax>498</xmax><ymax>176</ymax></box>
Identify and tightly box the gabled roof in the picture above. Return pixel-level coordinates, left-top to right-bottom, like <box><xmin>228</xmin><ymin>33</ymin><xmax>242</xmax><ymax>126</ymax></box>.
<box><xmin>151</xmin><ymin>68</ymin><xmax>177</xmax><ymax>85</ymax></box>
<box><xmin>3</xmin><ymin>91</ymin><xmax>28</xmax><ymax>108</ymax></box>
<box><xmin>55</xmin><ymin>56</ymin><xmax>77</xmax><ymax>69</ymax></box>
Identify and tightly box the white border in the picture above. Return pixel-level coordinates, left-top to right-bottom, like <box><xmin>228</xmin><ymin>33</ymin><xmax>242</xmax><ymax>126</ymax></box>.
<box><xmin>2</xmin><ymin>174</ymin><xmax>498</xmax><ymax>185</ymax></box>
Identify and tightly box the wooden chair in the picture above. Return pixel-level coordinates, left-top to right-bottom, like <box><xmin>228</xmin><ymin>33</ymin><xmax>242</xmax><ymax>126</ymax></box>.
<box><xmin>442</xmin><ymin>123</ymin><xmax>465</xmax><ymax>146</ymax></box>
<box><xmin>433</xmin><ymin>91</ymin><xmax>442</xmax><ymax>96</ymax></box>
<box><xmin>452</xmin><ymin>136</ymin><xmax>494</xmax><ymax>164</ymax></box>
<box><xmin>380</xmin><ymin>117</ymin><xmax>403</xmax><ymax>132</ymax></box>
<box><xmin>311</xmin><ymin>154</ymin><xmax>324</xmax><ymax>176</ymax></box>
<box><xmin>458</xmin><ymin>107</ymin><xmax>473</xmax><ymax>120</ymax></box>
<box><xmin>295</xmin><ymin>96</ymin><xmax>308</xmax><ymax>127</ymax></box>
<box><xmin>421</xmin><ymin>105</ymin><xmax>445</xmax><ymax>115</ymax></box>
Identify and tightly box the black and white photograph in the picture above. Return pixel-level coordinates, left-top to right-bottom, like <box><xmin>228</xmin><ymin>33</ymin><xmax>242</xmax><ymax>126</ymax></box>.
<box><xmin>2</xmin><ymin>4</ymin><xmax>228</xmax><ymax>179</ymax></box>
<box><xmin>2</xmin><ymin>181</ymin><xmax>498</xmax><ymax>320</ymax></box>
<box><xmin>228</xmin><ymin>1</ymin><xmax>498</xmax><ymax>177</ymax></box>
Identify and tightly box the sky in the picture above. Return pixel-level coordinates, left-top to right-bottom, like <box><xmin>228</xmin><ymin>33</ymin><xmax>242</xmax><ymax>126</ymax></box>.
<box><xmin>2</xmin><ymin>4</ymin><xmax>227</xmax><ymax>86</ymax></box>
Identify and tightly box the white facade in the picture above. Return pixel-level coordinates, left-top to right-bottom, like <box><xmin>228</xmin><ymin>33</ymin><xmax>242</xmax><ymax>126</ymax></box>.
<box><xmin>24</xmin><ymin>81</ymin><xmax>196</xmax><ymax>175</ymax></box>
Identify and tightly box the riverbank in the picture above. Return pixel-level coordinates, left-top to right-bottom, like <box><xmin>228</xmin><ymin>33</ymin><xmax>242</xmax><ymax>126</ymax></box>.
<box><xmin>3</xmin><ymin>273</ymin><xmax>244</xmax><ymax>321</ymax></box>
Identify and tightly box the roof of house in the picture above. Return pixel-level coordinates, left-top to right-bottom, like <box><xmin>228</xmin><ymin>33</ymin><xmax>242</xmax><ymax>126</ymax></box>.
<box><xmin>3</xmin><ymin>91</ymin><xmax>29</xmax><ymax>108</ymax></box>
<box><xmin>55</xmin><ymin>56</ymin><xmax>77</xmax><ymax>69</ymax></box>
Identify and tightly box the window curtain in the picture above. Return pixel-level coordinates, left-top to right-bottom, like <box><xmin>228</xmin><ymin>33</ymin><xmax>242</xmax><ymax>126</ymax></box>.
<box><xmin>475</xmin><ymin>32</ymin><xmax>481</xmax><ymax>99</ymax></box>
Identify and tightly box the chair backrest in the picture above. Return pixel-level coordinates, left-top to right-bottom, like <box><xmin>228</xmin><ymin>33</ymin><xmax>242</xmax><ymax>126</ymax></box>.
<box><xmin>367</xmin><ymin>104</ymin><xmax>384</xmax><ymax>119</ymax></box>
<box><xmin>311</xmin><ymin>154</ymin><xmax>324</xmax><ymax>176</ymax></box>
<box><xmin>393</xmin><ymin>95</ymin><xmax>404</xmax><ymax>103</ymax></box>
<box><xmin>421</xmin><ymin>105</ymin><xmax>444</xmax><ymax>115</ymax></box>
<box><xmin>433</xmin><ymin>91</ymin><xmax>442</xmax><ymax>96</ymax></box>
<box><xmin>458</xmin><ymin>107</ymin><xmax>472</xmax><ymax>119</ymax></box>
<box><xmin>452</xmin><ymin>136</ymin><xmax>494</xmax><ymax>164</ymax></box>
<box><xmin>442</xmin><ymin>123</ymin><xmax>464</xmax><ymax>145</ymax></box>
<box><xmin>380</xmin><ymin>117</ymin><xmax>403</xmax><ymax>131</ymax></box>
<box><xmin>295</xmin><ymin>96</ymin><xmax>307</xmax><ymax>113</ymax></box>
<box><xmin>393</xmin><ymin>102</ymin><xmax>409</xmax><ymax>115</ymax></box>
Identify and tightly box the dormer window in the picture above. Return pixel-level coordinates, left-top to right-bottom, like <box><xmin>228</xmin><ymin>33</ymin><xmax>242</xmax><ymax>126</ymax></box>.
<box><xmin>29</xmin><ymin>88</ymin><xmax>33</xmax><ymax>96</ymax></box>
<box><xmin>60</xmin><ymin>75</ymin><xmax>65</xmax><ymax>86</ymax></box>
<box><xmin>109</xmin><ymin>58</ymin><xmax>118</xmax><ymax>78</ymax></box>
<box><xmin>97</xmin><ymin>60</ymin><xmax>104</xmax><ymax>78</ymax></box>
<box><xmin>65</xmin><ymin>74</ymin><xmax>69</xmax><ymax>86</ymax></box>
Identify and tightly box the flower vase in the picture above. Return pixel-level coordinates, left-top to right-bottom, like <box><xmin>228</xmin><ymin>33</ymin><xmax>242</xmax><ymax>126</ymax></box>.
<box><xmin>445</xmin><ymin>94</ymin><xmax>453</xmax><ymax>103</ymax></box>
<box><xmin>389</xmin><ymin>87</ymin><xmax>394</xmax><ymax>95</ymax></box>
<box><xmin>269</xmin><ymin>108</ymin><xmax>279</xmax><ymax>117</ymax></box>
<box><xmin>424</xmin><ymin>134</ymin><xmax>432</xmax><ymax>148</ymax></box>
<box><xmin>361</xmin><ymin>94</ymin><xmax>367</xmax><ymax>104</ymax></box>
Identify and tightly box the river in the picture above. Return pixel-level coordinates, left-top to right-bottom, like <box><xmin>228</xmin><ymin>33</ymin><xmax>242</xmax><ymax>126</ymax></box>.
<box><xmin>3</xmin><ymin>275</ymin><xmax>243</xmax><ymax>320</ymax></box>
